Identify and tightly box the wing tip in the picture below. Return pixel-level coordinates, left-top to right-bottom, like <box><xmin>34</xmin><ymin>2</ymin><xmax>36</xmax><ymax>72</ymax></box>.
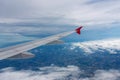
<box><xmin>75</xmin><ymin>26</ymin><xmax>83</xmax><ymax>34</ymax></box>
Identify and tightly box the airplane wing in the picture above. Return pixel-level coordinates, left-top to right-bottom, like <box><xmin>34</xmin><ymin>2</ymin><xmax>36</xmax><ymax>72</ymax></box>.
<box><xmin>0</xmin><ymin>26</ymin><xmax>83</xmax><ymax>60</ymax></box>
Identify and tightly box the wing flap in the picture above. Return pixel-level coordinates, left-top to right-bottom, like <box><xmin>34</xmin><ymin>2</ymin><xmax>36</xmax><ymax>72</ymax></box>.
<box><xmin>47</xmin><ymin>40</ymin><xmax>64</xmax><ymax>45</ymax></box>
<box><xmin>7</xmin><ymin>52</ymin><xmax>35</xmax><ymax>59</ymax></box>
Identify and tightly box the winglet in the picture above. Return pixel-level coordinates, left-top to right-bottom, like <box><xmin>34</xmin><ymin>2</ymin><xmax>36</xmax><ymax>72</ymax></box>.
<box><xmin>75</xmin><ymin>26</ymin><xmax>83</xmax><ymax>34</ymax></box>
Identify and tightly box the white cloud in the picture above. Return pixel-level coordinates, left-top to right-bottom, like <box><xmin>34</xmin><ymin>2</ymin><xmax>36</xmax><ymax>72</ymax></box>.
<box><xmin>0</xmin><ymin>65</ymin><xmax>80</xmax><ymax>80</ymax></box>
<box><xmin>0</xmin><ymin>66</ymin><xmax>120</xmax><ymax>80</ymax></box>
<box><xmin>71</xmin><ymin>38</ymin><xmax>120</xmax><ymax>54</ymax></box>
<box><xmin>0</xmin><ymin>0</ymin><xmax>120</xmax><ymax>34</ymax></box>
<box><xmin>0</xmin><ymin>0</ymin><xmax>120</xmax><ymax>26</ymax></box>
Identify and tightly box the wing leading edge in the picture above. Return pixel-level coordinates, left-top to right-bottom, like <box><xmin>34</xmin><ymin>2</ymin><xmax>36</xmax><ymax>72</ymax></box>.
<box><xmin>0</xmin><ymin>26</ymin><xmax>83</xmax><ymax>60</ymax></box>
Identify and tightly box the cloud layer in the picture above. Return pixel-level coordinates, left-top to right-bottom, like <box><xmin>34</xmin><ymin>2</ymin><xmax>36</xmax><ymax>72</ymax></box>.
<box><xmin>0</xmin><ymin>0</ymin><xmax>120</xmax><ymax>26</ymax></box>
<box><xmin>0</xmin><ymin>65</ymin><xmax>120</xmax><ymax>80</ymax></box>
<box><xmin>0</xmin><ymin>66</ymin><xmax>80</xmax><ymax>80</ymax></box>
<box><xmin>0</xmin><ymin>0</ymin><xmax>120</xmax><ymax>35</ymax></box>
<box><xmin>71</xmin><ymin>38</ymin><xmax>120</xmax><ymax>54</ymax></box>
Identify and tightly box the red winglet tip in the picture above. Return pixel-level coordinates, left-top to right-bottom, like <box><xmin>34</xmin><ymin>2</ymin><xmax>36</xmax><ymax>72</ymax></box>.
<box><xmin>75</xmin><ymin>26</ymin><xmax>83</xmax><ymax>35</ymax></box>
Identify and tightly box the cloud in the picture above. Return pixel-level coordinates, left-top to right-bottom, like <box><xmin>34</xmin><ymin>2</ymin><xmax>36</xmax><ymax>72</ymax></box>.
<box><xmin>0</xmin><ymin>0</ymin><xmax>120</xmax><ymax>26</ymax></box>
<box><xmin>0</xmin><ymin>25</ymin><xmax>66</xmax><ymax>34</ymax></box>
<box><xmin>0</xmin><ymin>65</ymin><xmax>120</xmax><ymax>80</ymax></box>
<box><xmin>0</xmin><ymin>0</ymin><xmax>120</xmax><ymax>34</ymax></box>
<box><xmin>0</xmin><ymin>65</ymin><xmax>80</xmax><ymax>80</ymax></box>
<box><xmin>71</xmin><ymin>38</ymin><xmax>120</xmax><ymax>54</ymax></box>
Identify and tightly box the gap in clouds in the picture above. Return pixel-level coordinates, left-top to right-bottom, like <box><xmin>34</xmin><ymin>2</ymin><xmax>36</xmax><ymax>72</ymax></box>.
<box><xmin>0</xmin><ymin>33</ymin><xmax>36</xmax><ymax>48</ymax></box>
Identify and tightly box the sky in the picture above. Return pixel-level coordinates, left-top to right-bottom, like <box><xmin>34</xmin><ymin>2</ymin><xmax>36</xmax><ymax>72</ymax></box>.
<box><xmin>0</xmin><ymin>0</ymin><xmax>120</xmax><ymax>33</ymax></box>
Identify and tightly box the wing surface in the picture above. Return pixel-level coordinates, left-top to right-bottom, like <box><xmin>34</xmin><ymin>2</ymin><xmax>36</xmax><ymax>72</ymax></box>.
<box><xmin>0</xmin><ymin>26</ymin><xmax>82</xmax><ymax>60</ymax></box>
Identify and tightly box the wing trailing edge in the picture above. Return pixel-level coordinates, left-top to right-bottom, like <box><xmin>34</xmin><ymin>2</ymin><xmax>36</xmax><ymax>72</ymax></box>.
<box><xmin>7</xmin><ymin>52</ymin><xmax>35</xmax><ymax>59</ymax></box>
